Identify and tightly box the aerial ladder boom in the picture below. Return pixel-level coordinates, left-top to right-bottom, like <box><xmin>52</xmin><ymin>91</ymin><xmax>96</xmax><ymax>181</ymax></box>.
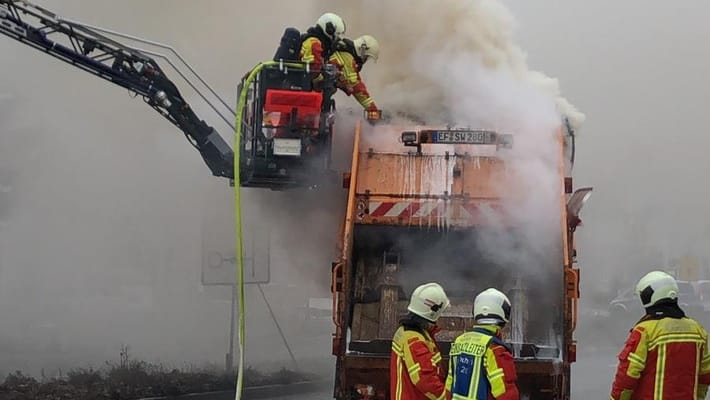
<box><xmin>0</xmin><ymin>0</ymin><xmax>235</xmax><ymax>180</ymax></box>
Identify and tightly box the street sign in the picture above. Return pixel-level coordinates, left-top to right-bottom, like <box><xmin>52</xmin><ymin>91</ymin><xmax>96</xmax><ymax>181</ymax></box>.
<box><xmin>201</xmin><ymin>232</ymin><xmax>270</xmax><ymax>285</ymax></box>
<box><xmin>200</xmin><ymin>186</ymin><xmax>270</xmax><ymax>286</ymax></box>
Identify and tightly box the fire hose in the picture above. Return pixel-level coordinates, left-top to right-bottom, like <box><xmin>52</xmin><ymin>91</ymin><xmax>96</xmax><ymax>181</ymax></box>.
<box><xmin>232</xmin><ymin>60</ymin><xmax>312</xmax><ymax>400</ymax></box>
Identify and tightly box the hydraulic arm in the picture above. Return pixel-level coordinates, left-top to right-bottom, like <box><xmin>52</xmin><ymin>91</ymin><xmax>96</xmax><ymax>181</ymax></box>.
<box><xmin>0</xmin><ymin>0</ymin><xmax>234</xmax><ymax>179</ymax></box>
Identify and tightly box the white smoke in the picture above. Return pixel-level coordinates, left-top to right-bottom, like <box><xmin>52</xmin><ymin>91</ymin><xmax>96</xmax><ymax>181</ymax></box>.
<box><xmin>0</xmin><ymin>0</ymin><xmax>339</xmax><ymax>377</ymax></box>
<box><xmin>325</xmin><ymin>0</ymin><xmax>579</xmax><ymax>262</ymax></box>
<box><xmin>322</xmin><ymin>0</ymin><xmax>579</xmax><ymax>350</ymax></box>
<box><xmin>322</xmin><ymin>0</ymin><xmax>585</xmax><ymax>130</ymax></box>
<box><xmin>325</xmin><ymin>0</ymin><xmax>573</xmax><ymax>264</ymax></box>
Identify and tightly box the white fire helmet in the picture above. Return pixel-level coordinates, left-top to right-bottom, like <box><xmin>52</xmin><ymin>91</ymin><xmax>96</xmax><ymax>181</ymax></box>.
<box><xmin>635</xmin><ymin>270</ymin><xmax>679</xmax><ymax>308</ymax></box>
<box><xmin>353</xmin><ymin>35</ymin><xmax>380</xmax><ymax>62</ymax></box>
<box><xmin>407</xmin><ymin>283</ymin><xmax>450</xmax><ymax>323</ymax></box>
<box><xmin>316</xmin><ymin>13</ymin><xmax>346</xmax><ymax>41</ymax></box>
<box><xmin>473</xmin><ymin>288</ymin><xmax>511</xmax><ymax>325</ymax></box>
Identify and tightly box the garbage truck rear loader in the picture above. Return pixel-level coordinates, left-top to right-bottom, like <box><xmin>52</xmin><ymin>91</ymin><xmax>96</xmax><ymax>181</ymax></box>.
<box><xmin>331</xmin><ymin>120</ymin><xmax>590</xmax><ymax>400</ymax></box>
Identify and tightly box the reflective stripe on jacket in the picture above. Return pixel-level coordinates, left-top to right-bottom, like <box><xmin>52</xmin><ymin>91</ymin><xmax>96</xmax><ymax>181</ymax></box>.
<box><xmin>610</xmin><ymin>309</ymin><xmax>710</xmax><ymax>400</ymax></box>
<box><xmin>390</xmin><ymin>323</ymin><xmax>448</xmax><ymax>400</ymax></box>
<box><xmin>329</xmin><ymin>50</ymin><xmax>374</xmax><ymax>108</ymax></box>
<box><xmin>299</xmin><ymin>36</ymin><xmax>328</xmax><ymax>84</ymax></box>
<box><xmin>446</xmin><ymin>325</ymin><xmax>519</xmax><ymax>400</ymax></box>
<box><xmin>300</xmin><ymin>37</ymin><xmax>324</xmax><ymax>71</ymax></box>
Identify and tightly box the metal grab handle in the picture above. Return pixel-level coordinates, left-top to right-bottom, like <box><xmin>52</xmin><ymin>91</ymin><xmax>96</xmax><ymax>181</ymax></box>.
<box><xmin>332</xmin><ymin>262</ymin><xmax>343</xmax><ymax>328</ymax></box>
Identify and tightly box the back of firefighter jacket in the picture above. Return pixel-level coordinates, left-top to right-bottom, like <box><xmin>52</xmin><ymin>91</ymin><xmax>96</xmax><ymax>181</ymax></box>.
<box><xmin>390</xmin><ymin>323</ymin><xmax>447</xmax><ymax>400</ymax></box>
<box><xmin>446</xmin><ymin>326</ymin><xmax>519</xmax><ymax>400</ymax></box>
<box><xmin>611</xmin><ymin>312</ymin><xmax>710</xmax><ymax>400</ymax></box>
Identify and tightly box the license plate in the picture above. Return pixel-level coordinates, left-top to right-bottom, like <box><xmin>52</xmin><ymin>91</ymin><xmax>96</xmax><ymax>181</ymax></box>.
<box><xmin>434</xmin><ymin>130</ymin><xmax>495</xmax><ymax>145</ymax></box>
<box><xmin>273</xmin><ymin>138</ymin><xmax>302</xmax><ymax>156</ymax></box>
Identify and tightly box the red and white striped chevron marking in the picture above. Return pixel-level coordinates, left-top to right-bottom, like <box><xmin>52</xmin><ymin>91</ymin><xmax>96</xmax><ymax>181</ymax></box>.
<box><xmin>367</xmin><ymin>201</ymin><xmax>506</xmax><ymax>220</ymax></box>
<box><xmin>368</xmin><ymin>201</ymin><xmax>437</xmax><ymax>218</ymax></box>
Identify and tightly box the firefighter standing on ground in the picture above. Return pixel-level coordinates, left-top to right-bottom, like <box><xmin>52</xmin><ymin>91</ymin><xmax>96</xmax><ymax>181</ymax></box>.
<box><xmin>610</xmin><ymin>270</ymin><xmax>710</xmax><ymax>400</ymax></box>
<box><xmin>390</xmin><ymin>283</ymin><xmax>450</xmax><ymax>400</ymax></box>
<box><xmin>329</xmin><ymin>35</ymin><xmax>380</xmax><ymax>113</ymax></box>
<box><xmin>446</xmin><ymin>288</ymin><xmax>520</xmax><ymax>400</ymax></box>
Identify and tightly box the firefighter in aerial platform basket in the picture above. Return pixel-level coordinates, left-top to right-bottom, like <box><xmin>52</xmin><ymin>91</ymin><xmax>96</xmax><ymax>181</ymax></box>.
<box><xmin>272</xmin><ymin>12</ymin><xmax>346</xmax><ymax>78</ymax></box>
<box><xmin>267</xmin><ymin>13</ymin><xmax>345</xmax><ymax>137</ymax></box>
<box><xmin>300</xmin><ymin>12</ymin><xmax>346</xmax><ymax>85</ymax></box>
<box><xmin>610</xmin><ymin>270</ymin><xmax>710</xmax><ymax>400</ymax></box>
<box><xmin>446</xmin><ymin>288</ymin><xmax>520</xmax><ymax>400</ymax></box>
<box><xmin>390</xmin><ymin>282</ymin><xmax>451</xmax><ymax>400</ymax></box>
<box><xmin>329</xmin><ymin>34</ymin><xmax>381</xmax><ymax>118</ymax></box>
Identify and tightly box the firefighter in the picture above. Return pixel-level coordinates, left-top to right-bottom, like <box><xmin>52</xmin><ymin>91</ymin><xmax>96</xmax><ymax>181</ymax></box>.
<box><xmin>329</xmin><ymin>35</ymin><xmax>380</xmax><ymax>113</ymax></box>
<box><xmin>390</xmin><ymin>282</ymin><xmax>450</xmax><ymax>400</ymax></box>
<box><xmin>610</xmin><ymin>270</ymin><xmax>710</xmax><ymax>400</ymax></box>
<box><xmin>446</xmin><ymin>288</ymin><xmax>520</xmax><ymax>400</ymax></box>
<box><xmin>299</xmin><ymin>12</ymin><xmax>346</xmax><ymax>78</ymax></box>
<box><xmin>268</xmin><ymin>13</ymin><xmax>345</xmax><ymax>134</ymax></box>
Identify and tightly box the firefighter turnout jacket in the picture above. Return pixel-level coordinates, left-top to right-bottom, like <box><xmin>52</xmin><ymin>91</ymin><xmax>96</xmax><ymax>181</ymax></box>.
<box><xmin>446</xmin><ymin>325</ymin><xmax>519</xmax><ymax>400</ymax></box>
<box><xmin>390</xmin><ymin>317</ymin><xmax>448</xmax><ymax>400</ymax></box>
<box><xmin>610</xmin><ymin>302</ymin><xmax>710</xmax><ymax>400</ymax></box>
<box><xmin>299</xmin><ymin>26</ymin><xmax>335</xmax><ymax>84</ymax></box>
<box><xmin>329</xmin><ymin>39</ymin><xmax>376</xmax><ymax>110</ymax></box>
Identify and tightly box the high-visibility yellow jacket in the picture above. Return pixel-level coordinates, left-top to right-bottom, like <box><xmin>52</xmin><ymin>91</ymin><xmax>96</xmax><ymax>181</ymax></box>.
<box><xmin>610</xmin><ymin>303</ymin><xmax>710</xmax><ymax>400</ymax></box>
<box><xmin>329</xmin><ymin>49</ymin><xmax>375</xmax><ymax>110</ymax></box>
<box><xmin>300</xmin><ymin>36</ymin><xmax>325</xmax><ymax>72</ymax></box>
<box><xmin>445</xmin><ymin>325</ymin><xmax>519</xmax><ymax>400</ymax></box>
<box><xmin>390</xmin><ymin>319</ymin><xmax>448</xmax><ymax>400</ymax></box>
<box><xmin>299</xmin><ymin>26</ymin><xmax>334</xmax><ymax>84</ymax></box>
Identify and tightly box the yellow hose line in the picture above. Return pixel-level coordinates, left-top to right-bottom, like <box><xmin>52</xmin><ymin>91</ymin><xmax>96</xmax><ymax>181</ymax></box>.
<box><xmin>232</xmin><ymin>61</ymin><xmax>313</xmax><ymax>400</ymax></box>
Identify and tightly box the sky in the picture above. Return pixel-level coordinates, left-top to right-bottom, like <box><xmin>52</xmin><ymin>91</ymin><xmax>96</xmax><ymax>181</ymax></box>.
<box><xmin>1</xmin><ymin>0</ymin><xmax>710</xmax><ymax>382</ymax></box>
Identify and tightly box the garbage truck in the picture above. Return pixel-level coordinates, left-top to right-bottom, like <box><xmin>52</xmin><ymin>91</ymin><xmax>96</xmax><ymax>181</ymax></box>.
<box><xmin>330</xmin><ymin>119</ymin><xmax>592</xmax><ymax>399</ymax></box>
